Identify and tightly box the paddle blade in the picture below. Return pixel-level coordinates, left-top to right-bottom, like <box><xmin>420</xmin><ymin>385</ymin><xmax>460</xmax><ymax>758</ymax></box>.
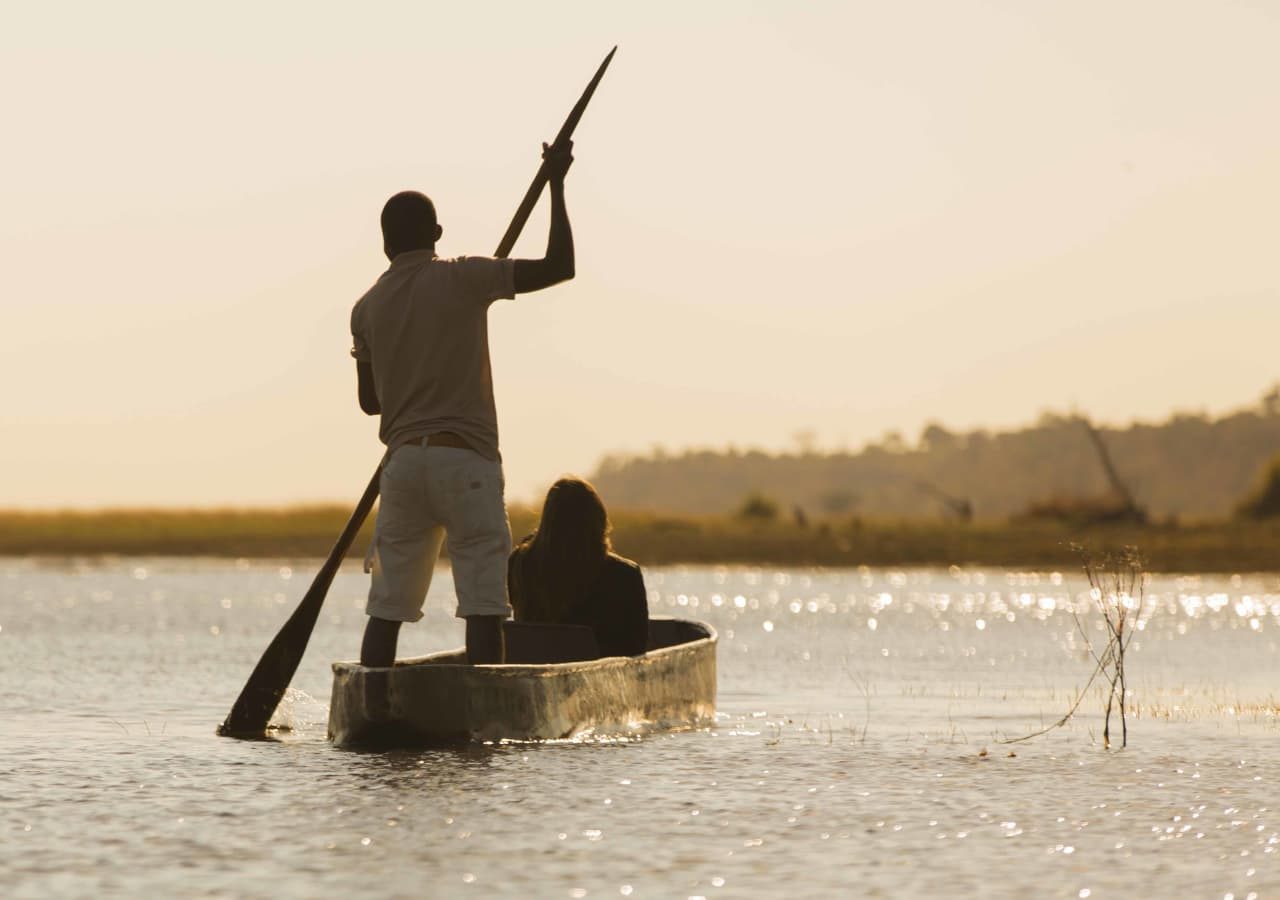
<box><xmin>217</xmin><ymin>468</ymin><xmax>381</xmax><ymax>737</ymax></box>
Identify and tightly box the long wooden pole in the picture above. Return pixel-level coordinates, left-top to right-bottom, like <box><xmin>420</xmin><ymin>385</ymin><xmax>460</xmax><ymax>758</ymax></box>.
<box><xmin>218</xmin><ymin>47</ymin><xmax>617</xmax><ymax>738</ymax></box>
<box><xmin>495</xmin><ymin>46</ymin><xmax>616</xmax><ymax>257</ymax></box>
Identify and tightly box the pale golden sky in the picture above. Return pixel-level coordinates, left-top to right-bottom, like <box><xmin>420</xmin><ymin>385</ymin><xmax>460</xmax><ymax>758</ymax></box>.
<box><xmin>5</xmin><ymin>1</ymin><xmax>1279</xmax><ymax>508</ymax></box>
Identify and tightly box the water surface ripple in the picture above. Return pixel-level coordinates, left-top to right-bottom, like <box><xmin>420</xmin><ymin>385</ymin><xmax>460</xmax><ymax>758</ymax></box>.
<box><xmin>3</xmin><ymin>560</ymin><xmax>1279</xmax><ymax>897</ymax></box>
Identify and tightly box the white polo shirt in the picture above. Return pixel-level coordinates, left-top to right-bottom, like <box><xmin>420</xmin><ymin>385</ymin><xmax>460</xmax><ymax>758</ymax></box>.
<box><xmin>351</xmin><ymin>251</ymin><xmax>516</xmax><ymax>460</ymax></box>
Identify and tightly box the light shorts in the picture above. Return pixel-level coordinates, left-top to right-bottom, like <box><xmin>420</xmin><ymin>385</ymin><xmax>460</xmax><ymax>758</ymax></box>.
<box><xmin>365</xmin><ymin>445</ymin><xmax>513</xmax><ymax>622</ymax></box>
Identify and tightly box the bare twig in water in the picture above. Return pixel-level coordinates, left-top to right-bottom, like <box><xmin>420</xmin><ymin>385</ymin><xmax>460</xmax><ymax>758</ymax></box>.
<box><xmin>1001</xmin><ymin>545</ymin><xmax>1152</xmax><ymax>748</ymax></box>
<box><xmin>841</xmin><ymin>656</ymin><xmax>874</xmax><ymax>743</ymax></box>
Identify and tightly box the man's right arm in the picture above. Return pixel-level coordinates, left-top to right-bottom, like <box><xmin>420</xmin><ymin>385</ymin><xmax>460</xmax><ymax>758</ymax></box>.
<box><xmin>351</xmin><ymin>308</ymin><xmax>380</xmax><ymax>416</ymax></box>
<box><xmin>356</xmin><ymin>361</ymin><xmax>380</xmax><ymax>415</ymax></box>
<box><xmin>513</xmin><ymin>142</ymin><xmax>575</xmax><ymax>294</ymax></box>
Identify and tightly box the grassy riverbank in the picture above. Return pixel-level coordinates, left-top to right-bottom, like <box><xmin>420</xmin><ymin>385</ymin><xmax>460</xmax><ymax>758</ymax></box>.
<box><xmin>3</xmin><ymin>506</ymin><xmax>1279</xmax><ymax>571</ymax></box>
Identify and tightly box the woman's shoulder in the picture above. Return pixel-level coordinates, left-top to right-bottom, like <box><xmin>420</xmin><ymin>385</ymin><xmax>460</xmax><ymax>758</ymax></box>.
<box><xmin>509</xmin><ymin>535</ymin><xmax>535</xmax><ymax>559</ymax></box>
<box><xmin>596</xmin><ymin>553</ymin><xmax>644</xmax><ymax>593</ymax></box>
<box><xmin>603</xmin><ymin>553</ymin><xmax>642</xmax><ymax>575</ymax></box>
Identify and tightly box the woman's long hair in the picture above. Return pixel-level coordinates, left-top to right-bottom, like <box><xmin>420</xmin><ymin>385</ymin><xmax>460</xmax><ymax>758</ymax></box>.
<box><xmin>514</xmin><ymin>477</ymin><xmax>612</xmax><ymax>622</ymax></box>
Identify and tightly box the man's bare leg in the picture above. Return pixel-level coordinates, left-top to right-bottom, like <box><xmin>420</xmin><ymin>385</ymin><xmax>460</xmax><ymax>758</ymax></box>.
<box><xmin>361</xmin><ymin>616</ymin><xmax>402</xmax><ymax>667</ymax></box>
<box><xmin>465</xmin><ymin>615</ymin><xmax>505</xmax><ymax>665</ymax></box>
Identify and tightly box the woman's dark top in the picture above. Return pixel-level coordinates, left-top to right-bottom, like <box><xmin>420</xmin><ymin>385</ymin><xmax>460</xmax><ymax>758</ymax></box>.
<box><xmin>507</xmin><ymin>549</ymin><xmax>650</xmax><ymax>657</ymax></box>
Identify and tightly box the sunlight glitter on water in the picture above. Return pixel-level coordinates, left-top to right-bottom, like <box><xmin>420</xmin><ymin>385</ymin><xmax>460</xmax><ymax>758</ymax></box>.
<box><xmin>650</xmin><ymin>567</ymin><xmax>1280</xmax><ymax>633</ymax></box>
<box><xmin>6</xmin><ymin>560</ymin><xmax>1280</xmax><ymax>897</ymax></box>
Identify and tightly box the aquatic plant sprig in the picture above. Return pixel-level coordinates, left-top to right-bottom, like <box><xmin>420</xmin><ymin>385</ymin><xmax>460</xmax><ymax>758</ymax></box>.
<box><xmin>1001</xmin><ymin>545</ymin><xmax>1153</xmax><ymax>748</ymax></box>
<box><xmin>1080</xmin><ymin>545</ymin><xmax>1152</xmax><ymax>748</ymax></box>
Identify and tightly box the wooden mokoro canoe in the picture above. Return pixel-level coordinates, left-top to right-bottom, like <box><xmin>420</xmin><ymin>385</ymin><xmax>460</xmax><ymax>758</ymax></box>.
<box><xmin>327</xmin><ymin>617</ymin><xmax>717</xmax><ymax>748</ymax></box>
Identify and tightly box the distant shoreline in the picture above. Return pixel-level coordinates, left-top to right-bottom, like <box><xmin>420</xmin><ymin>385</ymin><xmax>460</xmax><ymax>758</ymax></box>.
<box><xmin>2</xmin><ymin>507</ymin><xmax>1278</xmax><ymax>572</ymax></box>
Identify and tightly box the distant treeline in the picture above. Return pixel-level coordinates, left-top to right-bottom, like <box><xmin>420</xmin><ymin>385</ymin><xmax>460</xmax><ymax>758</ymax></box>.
<box><xmin>590</xmin><ymin>389</ymin><xmax>1280</xmax><ymax>521</ymax></box>
<box><xmin>6</xmin><ymin>506</ymin><xmax>1280</xmax><ymax>571</ymax></box>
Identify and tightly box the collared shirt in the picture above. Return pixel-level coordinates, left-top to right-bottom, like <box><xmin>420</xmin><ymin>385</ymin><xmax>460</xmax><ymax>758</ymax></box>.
<box><xmin>351</xmin><ymin>250</ymin><xmax>516</xmax><ymax>459</ymax></box>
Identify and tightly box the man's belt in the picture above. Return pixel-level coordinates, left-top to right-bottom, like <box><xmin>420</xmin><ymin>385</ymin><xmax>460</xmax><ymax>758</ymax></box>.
<box><xmin>407</xmin><ymin>432</ymin><xmax>475</xmax><ymax>452</ymax></box>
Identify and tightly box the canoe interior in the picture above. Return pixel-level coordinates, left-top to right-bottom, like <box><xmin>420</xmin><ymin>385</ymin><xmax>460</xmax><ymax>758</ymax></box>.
<box><xmin>328</xmin><ymin>617</ymin><xmax>717</xmax><ymax>748</ymax></box>
<box><xmin>504</xmin><ymin>621</ymin><xmax>601</xmax><ymax>664</ymax></box>
<box><xmin>416</xmin><ymin>617</ymin><xmax>713</xmax><ymax>667</ymax></box>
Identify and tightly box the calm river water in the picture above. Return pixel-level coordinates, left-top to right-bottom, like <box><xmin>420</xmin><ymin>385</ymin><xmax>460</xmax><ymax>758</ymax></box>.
<box><xmin>4</xmin><ymin>558</ymin><xmax>1280</xmax><ymax>898</ymax></box>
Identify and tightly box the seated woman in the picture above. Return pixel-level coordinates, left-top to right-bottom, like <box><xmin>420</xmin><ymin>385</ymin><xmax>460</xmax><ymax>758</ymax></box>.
<box><xmin>507</xmin><ymin>477</ymin><xmax>649</xmax><ymax>657</ymax></box>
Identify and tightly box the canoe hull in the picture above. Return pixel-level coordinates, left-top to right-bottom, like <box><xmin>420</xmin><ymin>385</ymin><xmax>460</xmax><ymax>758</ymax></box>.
<box><xmin>327</xmin><ymin>618</ymin><xmax>717</xmax><ymax>747</ymax></box>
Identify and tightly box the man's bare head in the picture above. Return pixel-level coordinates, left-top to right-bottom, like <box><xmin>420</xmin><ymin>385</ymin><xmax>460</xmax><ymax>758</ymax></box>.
<box><xmin>381</xmin><ymin>191</ymin><xmax>443</xmax><ymax>260</ymax></box>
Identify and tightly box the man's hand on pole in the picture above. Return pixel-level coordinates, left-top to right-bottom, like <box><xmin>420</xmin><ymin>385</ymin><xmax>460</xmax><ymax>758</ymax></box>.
<box><xmin>542</xmin><ymin>140</ymin><xmax>574</xmax><ymax>184</ymax></box>
<box><xmin>512</xmin><ymin>139</ymin><xmax>576</xmax><ymax>294</ymax></box>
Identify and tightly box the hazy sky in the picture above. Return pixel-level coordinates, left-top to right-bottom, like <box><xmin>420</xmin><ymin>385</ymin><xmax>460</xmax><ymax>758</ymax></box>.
<box><xmin>5</xmin><ymin>1</ymin><xmax>1279</xmax><ymax>508</ymax></box>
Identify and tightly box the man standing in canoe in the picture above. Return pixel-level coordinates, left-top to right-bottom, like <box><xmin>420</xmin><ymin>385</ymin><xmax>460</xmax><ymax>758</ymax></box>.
<box><xmin>350</xmin><ymin>142</ymin><xmax>576</xmax><ymax>667</ymax></box>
